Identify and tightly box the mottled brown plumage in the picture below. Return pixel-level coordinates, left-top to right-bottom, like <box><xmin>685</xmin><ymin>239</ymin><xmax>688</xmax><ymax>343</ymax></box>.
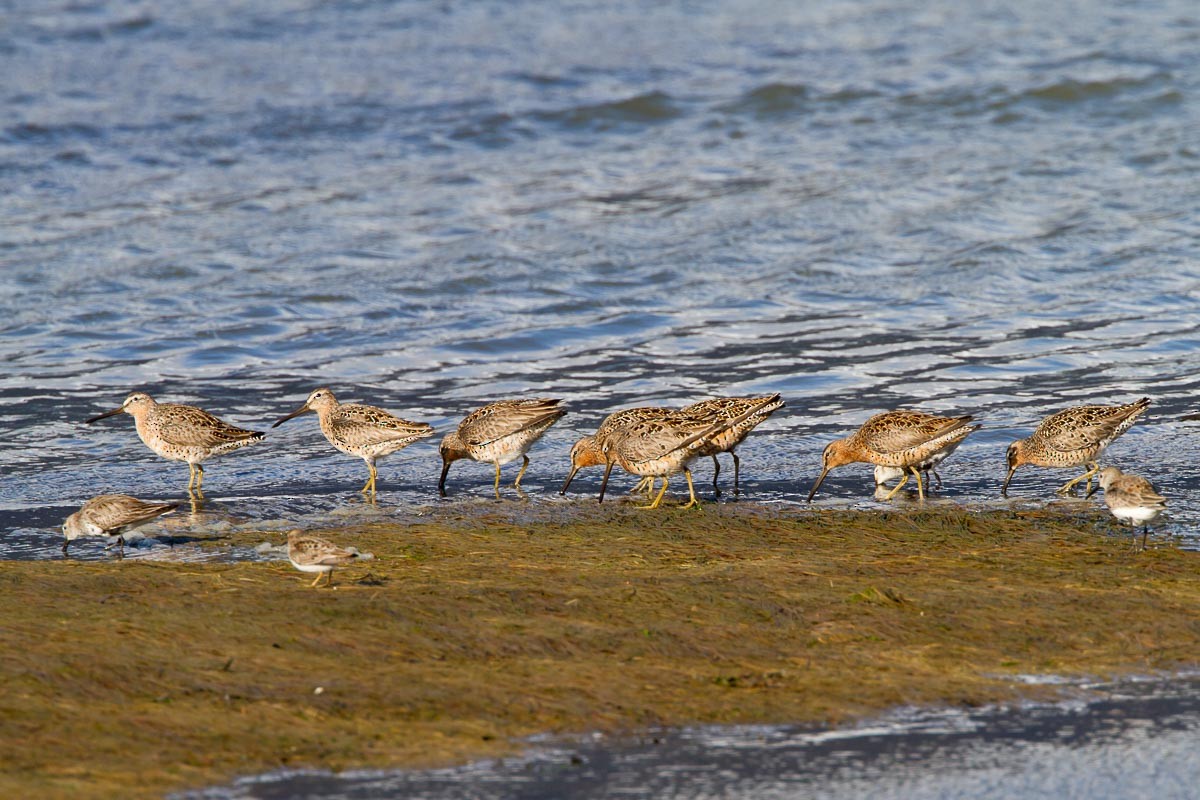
<box><xmin>560</xmin><ymin>406</ymin><xmax>673</xmax><ymax>495</ymax></box>
<box><xmin>597</xmin><ymin>394</ymin><xmax>785</xmax><ymax>509</ymax></box>
<box><xmin>85</xmin><ymin>392</ymin><xmax>264</xmax><ymax>492</ymax></box>
<box><xmin>439</xmin><ymin>398</ymin><xmax>567</xmax><ymax>498</ymax></box>
<box><xmin>681</xmin><ymin>395</ymin><xmax>785</xmax><ymax>495</ymax></box>
<box><xmin>273</xmin><ymin>387</ymin><xmax>434</xmax><ymax>494</ymax></box>
<box><xmin>808</xmin><ymin>410</ymin><xmax>979</xmax><ymax>502</ymax></box>
<box><xmin>1096</xmin><ymin>466</ymin><xmax>1166</xmax><ymax>550</ymax></box>
<box><xmin>62</xmin><ymin>494</ymin><xmax>179</xmax><ymax>556</ymax></box>
<box><xmin>1002</xmin><ymin>398</ymin><xmax>1150</xmax><ymax>497</ymax></box>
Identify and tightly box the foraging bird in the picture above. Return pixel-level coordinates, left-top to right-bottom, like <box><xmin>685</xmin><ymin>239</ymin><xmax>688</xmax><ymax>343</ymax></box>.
<box><xmin>1096</xmin><ymin>466</ymin><xmax>1167</xmax><ymax>550</ymax></box>
<box><xmin>85</xmin><ymin>392</ymin><xmax>264</xmax><ymax>493</ymax></box>
<box><xmin>872</xmin><ymin>431</ymin><xmax>971</xmax><ymax>492</ymax></box>
<box><xmin>273</xmin><ymin>387</ymin><xmax>435</xmax><ymax>494</ymax></box>
<box><xmin>680</xmin><ymin>395</ymin><xmax>786</xmax><ymax>496</ymax></box>
<box><xmin>597</xmin><ymin>394</ymin><xmax>784</xmax><ymax>509</ymax></box>
<box><xmin>808</xmin><ymin>410</ymin><xmax>979</xmax><ymax>502</ymax></box>
<box><xmin>439</xmin><ymin>398</ymin><xmax>567</xmax><ymax>498</ymax></box>
<box><xmin>561</xmin><ymin>406</ymin><xmax>673</xmax><ymax>496</ymax></box>
<box><xmin>62</xmin><ymin>494</ymin><xmax>179</xmax><ymax>556</ymax></box>
<box><xmin>286</xmin><ymin>529</ymin><xmax>364</xmax><ymax>588</ymax></box>
<box><xmin>1002</xmin><ymin>398</ymin><xmax>1150</xmax><ymax>497</ymax></box>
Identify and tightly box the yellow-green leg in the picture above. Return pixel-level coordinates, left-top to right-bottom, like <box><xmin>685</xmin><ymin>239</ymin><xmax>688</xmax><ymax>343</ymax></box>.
<box><xmin>630</xmin><ymin>476</ymin><xmax>654</xmax><ymax>495</ymax></box>
<box><xmin>187</xmin><ymin>463</ymin><xmax>197</xmax><ymax>491</ymax></box>
<box><xmin>911</xmin><ymin>466</ymin><xmax>925</xmax><ymax>501</ymax></box>
<box><xmin>360</xmin><ymin>463</ymin><xmax>377</xmax><ymax>494</ymax></box>
<box><xmin>680</xmin><ymin>469</ymin><xmax>701</xmax><ymax>510</ymax></box>
<box><xmin>309</xmin><ymin>571</ymin><xmax>325</xmax><ymax>588</ymax></box>
<box><xmin>882</xmin><ymin>469</ymin><xmax>909</xmax><ymax>501</ymax></box>
<box><xmin>513</xmin><ymin>455</ymin><xmax>530</xmax><ymax>488</ymax></box>
<box><xmin>639</xmin><ymin>476</ymin><xmax>669</xmax><ymax>509</ymax></box>
<box><xmin>195</xmin><ymin>464</ymin><xmax>204</xmax><ymax>491</ymax></box>
<box><xmin>1057</xmin><ymin>462</ymin><xmax>1099</xmax><ymax>495</ymax></box>
<box><xmin>493</xmin><ymin>462</ymin><xmax>503</xmax><ymax>499</ymax></box>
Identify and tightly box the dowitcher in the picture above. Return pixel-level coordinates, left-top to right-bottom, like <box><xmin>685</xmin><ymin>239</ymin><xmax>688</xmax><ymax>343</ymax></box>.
<box><xmin>872</xmin><ymin>432</ymin><xmax>969</xmax><ymax>491</ymax></box>
<box><xmin>1096</xmin><ymin>466</ymin><xmax>1166</xmax><ymax>550</ymax></box>
<box><xmin>681</xmin><ymin>395</ymin><xmax>786</xmax><ymax>496</ymax></box>
<box><xmin>273</xmin><ymin>387</ymin><xmax>434</xmax><ymax>495</ymax></box>
<box><xmin>1001</xmin><ymin>398</ymin><xmax>1150</xmax><ymax>497</ymax></box>
<box><xmin>286</xmin><ymin>529</ymin><xmax>364</xmax><ymax>587</ymax></box>
<box><xmin>62</xmin><ymin>494</ymin><xmax>179</xmax><ymax>556</ymax></box>
<box><xmin>439</xmin><ymin>398</ymin><xmax>567</xmax><ymax>498</ymax></box>
<box><xmin>86</xmin><ymin>392</ymin><xmax>264</xmax><ymax>492</ymax></box>
<box><xmin>597</xmin><ymin>394</ymin><xmax>784</xmax><ymax>510</ymax></box>
<box><xmin>807</xmin><ymin>410</ymin><xmax>980</xmax><ymax>502</ymax></box>
<box><xmin>560</xmin><ymin>406</ymin><xmax>673</xmax><ymax>495</ymax></box>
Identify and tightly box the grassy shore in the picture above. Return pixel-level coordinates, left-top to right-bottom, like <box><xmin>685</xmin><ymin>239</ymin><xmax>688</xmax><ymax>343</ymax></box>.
<box><xmin>4</xmin><ymin>503</ymin><xmax>1199</xmax><ymax>798</ymax></box>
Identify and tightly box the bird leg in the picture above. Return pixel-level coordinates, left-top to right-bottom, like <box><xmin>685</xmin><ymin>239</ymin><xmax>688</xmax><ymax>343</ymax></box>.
<box><xmin>513</xmin><ymin>455</ymin><xmax>530</xmax><ymax>488</ymax></box>
<box><xmin>1058</xmin><ymin>463</ymin><xmax>1098</xmax><ymax>496</ymax></box>
<box><xmin>882</xmin><ymin>470</ymin><xmax>910</xmax><ymax>501</ymax></box>
<box><xmin>732</xmin><ymin>451</ymin><xmax>741</xmax><ymax>496</ymax></box>
<box><xmin>931</xmin><ymin>469</ymin><xmax>943</xmax><ymax>490</ymax></box>
<box><xmin>639</xmin><ymin>476</ymin><xmax>670</xmax><ymax>510</ymax></box>
<box><xmin>194</xmin><ymin>464</ymin><xmax>205</xmax><ymax>492</ymax></box>
<box><xmin>911</xmin><ymin>467</ymin><xmax>925</xmax><ymax>501</ymax></box>
<box><xmin>360</xmin><ymin>463</ymin><xmax>378</xmax><ymax>494</ymax></box>
<box><xmin>680</xmin><ymin>469</ymin><xmax>701</xmax><ymax>510</ymax></box>
<box><xmin>187</xmin><ymin>463</ymin><xmax>196</xmax><ymax>491</ymax></box>
<box><xmin>310</xmin><ymin>572</ymin><xmax>325</xmax><ymax>588</ymax></box>
<box><xmin>629</xmin><ymin>476</ymin><xmax>653</xmax><ymax>495</ymax></box>
<box><xmin>711</xmin><ymin>455</ymin><xmax>721</xmax><ymax>497</ymax></box>
<box><xmin>493</xmin><ymin>462</ymin><xmax>503</xmax><ymax>499</ymax></box>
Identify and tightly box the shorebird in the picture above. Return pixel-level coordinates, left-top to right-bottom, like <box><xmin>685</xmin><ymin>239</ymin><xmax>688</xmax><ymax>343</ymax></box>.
<box><xmin>561</xmin><ymin>406</ymin><xmax>673</xmax><ymax>496</ymax></box>
<box><xmin>597</xmin><ymin>394</ymin><xmax>784</xmax><ymax>509</ymax></box>
<box><xmin>872</xmin><ymin>432</ymin><xmax>970</xmax><ymax>492</ymax></box>
<box><xmin>85</xmin><ymin>392</ymin><xmax>264</xmax><ymax>493</ymax></box>
<box><xmin>62</xmin><ymin>494</ymin><xmax>179</xmax><ymax>556</ymax></box>
<box><xmin>286</xmin><ymin>529</ymin><xmax>364</xmax><ymax>587</ymax></box>
<box><xmin>439</xmin><ymin>398</ymin><xmax>567</xmax><ymax>498</ymax></box>
<box><xmin>1096</xmin><ymin>467</ymin><xmax>1166</xmax><ymax>550</ymax></box>
<box><xmin>273</xmin><ymin>387</ymin><xmax>435</xmax><ymax>494</ymax></box>
<box><xmin>1002</xmin><ymin>398</ymin><xmax>1150</xmax><ymax>497</ymax></box>
<box><xmin>807</xmin><ymin>410</ymin><xmax>980</xmax><ymax>502</ymax></box>
<box><xmin>681</xmin><ymin>395</ymin><xmax>785</xmax><ymax>496</ymax></box>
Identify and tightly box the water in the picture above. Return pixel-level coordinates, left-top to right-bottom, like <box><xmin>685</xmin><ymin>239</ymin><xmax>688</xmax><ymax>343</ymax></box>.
<box><xmin>186</xmin><ymin>675</ymin><xmax>1200</xmax><ymax>800</ymax></box>
<box><xmin>5</xmin><ymin>0</ymin><xmax>1200</xmax><ymax>793</ymax></box>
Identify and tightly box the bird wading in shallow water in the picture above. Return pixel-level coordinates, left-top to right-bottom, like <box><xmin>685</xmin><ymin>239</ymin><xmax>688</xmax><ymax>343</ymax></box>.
<box><xmin>679</xmin><ymin>395</ymin><xmax>786</xmax><ymax>497</ymax></box>
<box><xmin>273</xmin><ymin>387</ymin><xmax>434</xmax><ymax>495</ymax></box>
<box><xmin>85</xmin><ymin>392</ymin><xmax>264</xmax><ymax>494</ymax></box>
<box><xmin>439</xmin><ymin>398</ymin><xmax>567</xmax><ymax>498</ymax></box>
<box><xmin>1002</xmin><ymin>398</ymin><xmax>1150</xmax><ymax>497</ymax></box>
<box><xmin>596</xmin><ymin>394</ymin><xmax>785</xmax><ymax>510</ymax></box>
<box><xmin>561</xmin><ymin>406</ymin><xmax>674</xmax><ymax>497</ymax></box>
<box><xmin>62</xmin><ymin>494</ymin><xmax>180</xmax><ymax>557</ymax></box>
<box><xmin>808</xmin><ymin>410</ymin><xmax>980</xmax><ymax>502</ymax></box>
<box><xmin>1096</xmin><ymin>466</ymin><xmax>1166</xmax><ymax>551</ymax></box>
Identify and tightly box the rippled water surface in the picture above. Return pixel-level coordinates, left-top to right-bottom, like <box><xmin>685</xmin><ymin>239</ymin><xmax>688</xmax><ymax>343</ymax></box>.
<box><xmin>4</xmin><ymin>0</ymin><xmax>1200</xmax><ymax>560</ymax></box>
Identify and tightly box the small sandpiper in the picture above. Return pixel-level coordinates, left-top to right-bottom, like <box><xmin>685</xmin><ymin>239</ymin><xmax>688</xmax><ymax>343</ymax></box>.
<box><xmin>273</xmin><ymin>387</ymin><xmax>435</xmax><ymax>495</ymax></box>
<box><xmin>808</xmin><ymin>410</ymin><xmax>980</xmax><ymax>502</ymax></box>
<box><xmin>286</xmin><ymin>529</ymin><xmax>365</xmax><ymax>587</ymax></box>
<box><xmin>1002</xmin><ymin>398</ymin><xmax>1150</xmax><ymax>497</ymax></box>
<box><xmin>62</xmin><ymin>494</ymin><xmax>180</xmax><ymax>556</ymax></box>
<box><xmin>86</xmin><ymin>392</ymin><xmax>265</xmax><ymax>493</ymax></box>
<box><xmin>1096</xmin><ymin>466</ymin><xmax>1166</xmax><ymax>550</ymax></box>
<box><xmin>680</xmin><ymin>395</ymin><xmax>785</xmax><ymax>496</ymax></box>
<box><xmin>439</xmin><ymin>398</ymin><xmax>567</xmax><ymax>498</ymax></box>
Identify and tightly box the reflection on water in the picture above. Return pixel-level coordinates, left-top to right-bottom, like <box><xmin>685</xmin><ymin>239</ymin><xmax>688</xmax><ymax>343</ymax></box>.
<box><xmin>2</xmin><ymin>0</ymin><xmax>1200</xmax><ymax>559</ymax></box>
<box><xmin>184</xmin><ymin>676</ymin><xmax>1200</xmax><ymax>800</ymax></box>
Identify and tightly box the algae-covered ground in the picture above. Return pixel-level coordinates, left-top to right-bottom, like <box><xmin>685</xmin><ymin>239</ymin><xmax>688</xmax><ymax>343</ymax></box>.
<box><xmin>4</xmin><ymin>503</ymin><xmax>1199</xmax><ymax>798</ymax></box>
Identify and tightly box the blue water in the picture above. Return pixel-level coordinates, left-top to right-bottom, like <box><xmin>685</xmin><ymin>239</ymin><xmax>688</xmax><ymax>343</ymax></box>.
<box><xmin>5</xmin><ymin>0</ymin><xmax>1200</xmax><ymax>558</ymax></box>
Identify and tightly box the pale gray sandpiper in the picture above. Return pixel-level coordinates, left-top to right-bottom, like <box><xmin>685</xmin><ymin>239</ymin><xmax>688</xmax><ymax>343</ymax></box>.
<box><xmin>438</xmin><ymin>399</ymin><xmax>567</xmax><ymax>498</ymax></box>
<box><xmin>1002</xmin><ymin>398</ymin><xmax>1150</xmax><ymax>497</ymax></box>
<box><xmin>1096</xmin><ymin>466</ymin><xmax>1167</xmax><ymax>550</ymax></box>
<box><xmin>272</xmin><ymin>387</ymin><xmax>435</xmax><ymax>494</ymax></box>
<box><xmin>286</xmin><ymin>529</ymin><xmax>365</xmax><ymax>588</ymax></box>
<box><xmin>86</xmin><ymin>392</ymin><xmax>265</xmax><ymax>493</ymax></box>
<box><xmin>62</xmin><ymin>494</ymin><xmax>180</xmax><ymax>556</ymax></box>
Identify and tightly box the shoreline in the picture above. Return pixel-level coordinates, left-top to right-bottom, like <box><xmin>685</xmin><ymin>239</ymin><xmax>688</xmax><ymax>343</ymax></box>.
<box><xmin>5</xmin><ymin>504</ymin><xmax>1199</xmax><ymax>798</ymax></box>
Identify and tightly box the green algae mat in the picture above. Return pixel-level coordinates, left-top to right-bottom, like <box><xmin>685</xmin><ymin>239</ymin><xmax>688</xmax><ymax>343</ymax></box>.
<box><xmin>4</xmin><ymin>505</ymin><xmax>1199</xmax><ymax>798</ymax></box>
